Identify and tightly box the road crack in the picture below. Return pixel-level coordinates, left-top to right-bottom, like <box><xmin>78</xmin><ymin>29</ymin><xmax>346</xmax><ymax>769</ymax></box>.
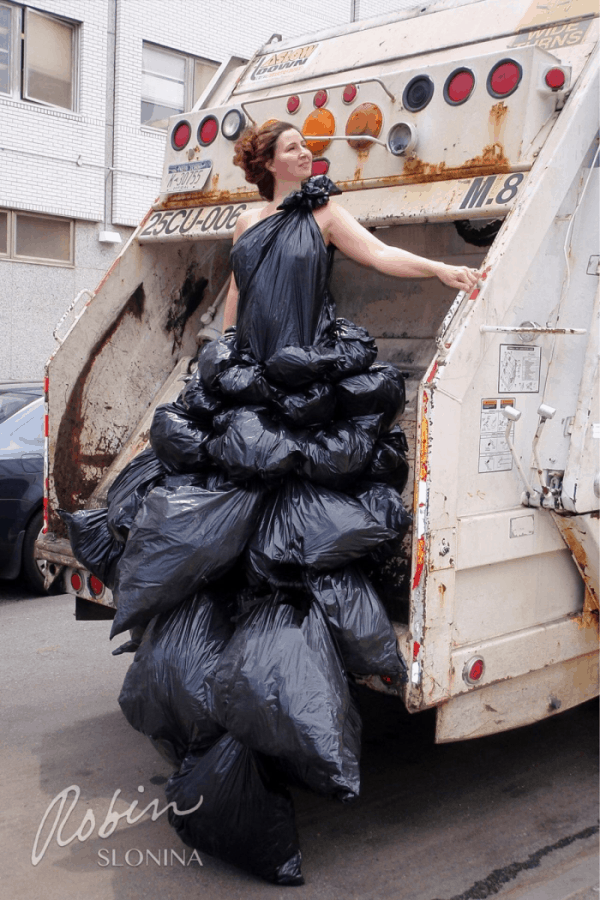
<box><xmin>432</xmin><ymin>823</ymin><xmax>599</xmax><ymax>900</ymax></box>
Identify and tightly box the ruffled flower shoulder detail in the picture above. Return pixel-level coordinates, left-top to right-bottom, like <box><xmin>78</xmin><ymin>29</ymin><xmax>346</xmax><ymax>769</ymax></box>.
<box><xmin>278</xmin><ymin>175</ymin><xmax>342</xmax><ymax>213</ymax></box>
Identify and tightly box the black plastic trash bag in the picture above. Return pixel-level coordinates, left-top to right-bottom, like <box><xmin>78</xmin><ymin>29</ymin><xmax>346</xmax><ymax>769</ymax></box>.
<box><xmin>264</xmin><ymin>343</ymin><xmax>339</xmax><ymax>387</ymax></box>
<box><xmin>209</xmin><ymin>595</ymin><xmax>361</xmax><ymax>800</ymax></box>
<box><xmin>197</xmin><ymin>331</ymin><xmax>238</xmax><ymax>390</ymax></box>
<box><xmin>166</xmin><ymin>735</ymin><xmax>304</xmax><ymax>885</ymax></box>
<box><xmin>302</xmin><ymin>414</ymin><xmax>381</xmax><ymax>490</ymax></box>
<box><xmin>106</xmin><ymin>447</ymin><xmax>165</xmax><ymax>543</ymax></box>
<box><xmin>217</xmin><ymin>363</ymin><xmax>276</xmax><ymax>405</ymax></box>
<box><xmin>306</xmin><ymin>565</ymin><xmax>406</xmax><ymax>677</ymax></box>
<box><xmin>118</xmin><ymin>591</ymin><xmax>233</xmax><ymax>766</ymax></box>
<box><xmin>59</xmin><ymin>507</ymin><xmax>122</xmax><ymax>588</ymax></box>
<box><xmin>110</xmin><ymin>480</ymin><xmax>265</xmax><ymax>637</ymax></box>
<box><xmin>274</xmin><ymin>381</ymin><xmax>335</xmax><ymax>428</ymax></box>
<box><xmin>150</xmin><ymin>403</ymin><xmax>211</xmax><ymax>474</ymax></box>
<box><xmin>329</xmin><ymin>319</ymin><xmax>378</xmax><ymax>379</ymax></box>
<box><xmin>247</xmin><ymin>476</ymin><xmax>396</xmax><ymax>587</ymax></box>
<box><xmin>335</xmin><ymin>364</ymin><xmax>405</xmax><ymax>427</ymax></box>
<box><xmin>206</xmin><ymin>407</ymin><xmax>304</xmax><ymax>483</ymax></box>
<box><xmin>363</xmin><ymin>424</ymin><xmax>410</xmax><ymax>492</ymax></box>
<box><xmin>355</xmin><ymin>482</ymin><xmax>412</xmax><ymax>535</ymax></box>
<box><xmin>178</xmin><ymin>365</ymin><xmax>222</xmax><ymax>424</ymax></box>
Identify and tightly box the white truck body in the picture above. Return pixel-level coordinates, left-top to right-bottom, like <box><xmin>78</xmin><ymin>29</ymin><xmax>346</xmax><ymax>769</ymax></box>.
<box><xmin>38</xmin><ymin>0</ymin><xmax>599</xmax><ymax>742</ymax></box>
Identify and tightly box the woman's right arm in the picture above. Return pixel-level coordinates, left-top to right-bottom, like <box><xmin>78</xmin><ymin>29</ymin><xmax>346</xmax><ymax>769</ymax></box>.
<box><xmin>222</xmin><ymin>275</ymin><xmax>239</xmax><ymax>331</ymax></box>
<box><xmin>222</xmin><ymin>210</ymin><xmax>252</xmax><ymax>330</ymax></box>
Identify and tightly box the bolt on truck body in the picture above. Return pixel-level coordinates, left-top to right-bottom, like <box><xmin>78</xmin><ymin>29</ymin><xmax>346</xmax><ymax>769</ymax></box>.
<box><xmin>38</xmin><ymin>0</ymin><xmax>599</xmax><ymax>742</ymax></box>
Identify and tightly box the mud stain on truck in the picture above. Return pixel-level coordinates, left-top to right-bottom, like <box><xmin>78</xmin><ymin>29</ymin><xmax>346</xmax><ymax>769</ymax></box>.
<box><xmin>166</xmin><ymin>269</ymin><xmax>208</xmax><ymax>351</ymax></box>
<box><xmin>52</xmin><ymin>284</ymin><xmax>147</xmax><ymax>531</ymax></box>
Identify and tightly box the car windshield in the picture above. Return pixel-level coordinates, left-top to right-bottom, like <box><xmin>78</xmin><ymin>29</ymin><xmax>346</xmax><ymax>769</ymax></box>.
<box><xmin>0</xmin><ymin>390</ymin><xmax>43</xmax><ymax>425</ymax></box>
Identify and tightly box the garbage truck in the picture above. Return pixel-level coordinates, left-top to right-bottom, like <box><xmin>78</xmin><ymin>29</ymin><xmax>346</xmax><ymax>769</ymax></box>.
<box><xmin>37</xmin><ymin>0</ymin><xmax>599</xmax><ymax>742</ymax></box>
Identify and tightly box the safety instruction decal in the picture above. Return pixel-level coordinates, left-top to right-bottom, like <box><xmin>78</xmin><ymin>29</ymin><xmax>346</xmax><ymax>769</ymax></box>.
<box><xmin>479</xmin><ymin>398</ymin><xmax>515</xmax><ymax>474</ymax></box>
<box><xmin>499</xmin><ymin>344</ymin><xmax>541</xmax><ymax>393</ymax></box>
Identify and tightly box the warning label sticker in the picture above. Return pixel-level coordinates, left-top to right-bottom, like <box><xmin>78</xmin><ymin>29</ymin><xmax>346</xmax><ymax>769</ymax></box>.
<box><xmin>499</xmin><ymin>344</ymin><xmax>541</xmax><ymax>393</ymax></box>
<box><xmin>479</xmin><ymin>398</ymin><xmax>515</xmax><ymax>473</ymax></box>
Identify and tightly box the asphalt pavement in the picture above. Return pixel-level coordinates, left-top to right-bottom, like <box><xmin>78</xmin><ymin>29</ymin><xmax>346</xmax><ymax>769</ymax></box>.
<box><xmin>1</xmin><ymin>582</ymin><xmax>598</xmax><ymax>900</ymax></box>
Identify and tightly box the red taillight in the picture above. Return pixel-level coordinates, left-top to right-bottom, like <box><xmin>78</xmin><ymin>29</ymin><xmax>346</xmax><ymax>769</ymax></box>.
<box><xmin>171</xmin><ymin>120</ymin><xmax>191</xmax><ymax>150</ymax></box>
<box><xmin>488</xmin><ymin>60</ymin><xmax>522</xmax><ymax>98</ymax></box>
<box><xmin>287</xmin><ymin>95</ymin><xmax>300</xmax><ymax>114</ymax></box>
<box><xmin>463</xmin><ymin>656</ymin><xmax>485</xmax><ymax>685</ymax></box>
<box><xmin>71</xmin><ymin>572</ymin><xmax>83</xmax><ymax>592</ymax></box>
<box><xmin>313</xmin><ymin>89</ymin><xmax>328</xmax><ymax>108</ymax></box>
<box><xmin>89</xmin><ymin>575</ymin><xmax>103</xmax><ymax>596</ymax></box>
<box><xmin>311</xmin><ymin>159</ymin><xmax>329</xmax><ymax>176</ymax></box>
<box><xmin>545</xmin><ymin>67</ymin><xmax>566</xmax><ymax>90</ymax></box>
<box><xmin>343</xmin><ymin>84</ymin><xmax>357</xmax><ymax>104</ymax></box>
<box><xmin>198</xmin><ymin>115</ymin><xmax>218</xmax><ymax>146</ymax></box>
<box><xmin>444</xmin><ymin>68</ymin><xmax>475</xmax><ymax>105</ymax></box>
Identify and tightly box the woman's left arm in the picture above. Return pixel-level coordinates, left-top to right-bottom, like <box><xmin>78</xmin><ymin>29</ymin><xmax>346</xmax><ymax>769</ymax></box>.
<box><xmin>326</xmin><ymin>202</ymin><xmax>480</xmax><ymax>292</ymax></box>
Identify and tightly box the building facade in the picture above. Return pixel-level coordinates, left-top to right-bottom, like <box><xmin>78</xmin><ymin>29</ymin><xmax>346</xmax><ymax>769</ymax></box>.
<box><xmin>0</xmin><ymin>0</ymin><xmax>416</xmax><ymax>380</ymax></box>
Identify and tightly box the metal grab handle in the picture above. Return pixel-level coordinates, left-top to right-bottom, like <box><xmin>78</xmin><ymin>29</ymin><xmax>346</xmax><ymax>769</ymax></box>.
<box><xmin>480</xmin><ymin>325</ymin><xmax>586</xmax><ymax>335</ymax></box>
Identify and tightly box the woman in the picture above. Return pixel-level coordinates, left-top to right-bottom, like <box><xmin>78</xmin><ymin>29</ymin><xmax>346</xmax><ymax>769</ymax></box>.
<box><xmin>66</xmin><ymin>121</ymin><xmax>481</xmax><ymax>888</ymax></box>
<box><xmin>224</xmin><ymin>121</ymin><xmax>480</xmax><ymax>334</ymax></box>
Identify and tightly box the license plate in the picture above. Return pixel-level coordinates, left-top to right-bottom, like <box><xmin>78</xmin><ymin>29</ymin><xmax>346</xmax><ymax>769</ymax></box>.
<box><xmin>166</xmin><ymin>160</ymin><xmax>212</xmax><ymax>193</ymax></box>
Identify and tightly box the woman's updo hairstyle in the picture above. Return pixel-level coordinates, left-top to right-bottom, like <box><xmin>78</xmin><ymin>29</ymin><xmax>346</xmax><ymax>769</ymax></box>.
<box><xmin>233</xmin><ymin>120</ymin><xmax>300</xmax><ymax>201</ymax></box>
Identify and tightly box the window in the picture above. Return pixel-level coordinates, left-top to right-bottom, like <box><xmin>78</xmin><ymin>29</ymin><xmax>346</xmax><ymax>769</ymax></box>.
<box><xmin>141</xmin><ymin>41</ymin><xmax>218</xmax><ymax>130</ymax></box>
<box><xmin>0</xmin><ymin>3</ymin><xmax>78</xmax><ymax>111</ymax></box>
<box><xmin>0</xmin><ymin>210</ymin><xmax>74</xmax><ymax>265</ymax></box>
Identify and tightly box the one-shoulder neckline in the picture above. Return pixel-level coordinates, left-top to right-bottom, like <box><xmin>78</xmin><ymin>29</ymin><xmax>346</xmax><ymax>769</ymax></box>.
<box><xmin>235</xmin><ymin>208</ymin><xmax>329</xmax><ymax>251</ymax></box>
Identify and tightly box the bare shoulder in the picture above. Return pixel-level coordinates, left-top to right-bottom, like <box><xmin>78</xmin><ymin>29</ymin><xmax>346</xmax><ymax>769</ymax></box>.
<box><xmin>232</xmin><ymin>207</ymin><xmax>258</xmax><ymax>243</ymax></box>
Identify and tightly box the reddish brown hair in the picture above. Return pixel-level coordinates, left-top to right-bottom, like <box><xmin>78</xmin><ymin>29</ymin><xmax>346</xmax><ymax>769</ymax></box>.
<box><xmin>233</xmin><ymin>121</ymin><xmax>301</xmax><ymax>201</ymax></box>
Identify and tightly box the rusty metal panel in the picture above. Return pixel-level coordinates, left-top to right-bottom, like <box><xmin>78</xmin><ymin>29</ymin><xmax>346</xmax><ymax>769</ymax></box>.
<box><xmin>552</xmin><ymin>511</ymin><xmax>600</xmax><ymax>628</ymax></box>
<box><xmin>435</xmin><ymin>650</ymin><xmax>599</xmax><ymax>742</ymax></box>
<box><xmin>46</xmin><ymin>235</ymin><xmax>231</xmax><ymax>535</ymax></box>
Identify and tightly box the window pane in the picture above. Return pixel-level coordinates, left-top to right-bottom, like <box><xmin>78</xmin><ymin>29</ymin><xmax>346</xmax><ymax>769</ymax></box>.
<box><xmin>141</xmin><ymin>43</ymin><xmax>186</xmax><ymax>129</ymax></box>
<box><xmin>25</xmin><ymin>11</ymin><xmax>74</xmax><ymax>109</ymax></box>
<box><xmin>0</xmin><ymin>211</ymin><xmax>7</xmax><ymax>254</ymax></box>
<box><xmin>15</xmin><ymin>215</ymin><xmax>71</xmax><ymax>262</ymax></box>
<box><xmin>142</xmin><ymin>44</ymin><xmax>185</xmax><ymax>81</ymax></box>
<box><xmin>193</xmin><ymin>59</ymin><xmax>218</xmax><ymax>105</ymax></box>
<box><xmin>141</xmin><ymin>100</ymin><xmax>182</xmax><ymax>130</ymax></box>
<box><xmin>0</xmin><ymin>5</ymin><xmax>11</xmax><ymax>94</ymax></box>
<box><xmin>142</xmin><ymin>70</ymin><xmax>184</xmax><ymax>107</ymax></box>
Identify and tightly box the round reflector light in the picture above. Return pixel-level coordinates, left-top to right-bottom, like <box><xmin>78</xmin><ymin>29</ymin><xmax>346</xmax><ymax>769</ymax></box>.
<box><xmin>403</xmin><ymin>75</ymin><xmax>434</xmax><ymax>112</ymax></box>
<box><xmin>311</xmin><ymin>158</ymin><xmax>330</xmax><ymax>176</ymax></box>
<box><xmin>221</xmin><ymin>108</ymin><xmax>246</xmax><ymax>140</ymax></box>
<box><xmin>302</xmin><ymin>109</ymin><xmax>335</xmax><ymax>155</ymax></box>
<box><xmin>70</xmin><ymin>571</ymin><xmax>83</xmax><ymax>592</ymax></box>
<box><xmin>314</xmin><ymin>89</ymin><xmax>328</xmax><ymax>108</ymax></box>
<box><xmin>198</xmin><ymin>115</ymin><xmax>219</xmax><ymax>146</ymax></box>
<box><xmin>345</xmin><ymin>102</ymin><xmax>383</xmax><ymax>150</ymax></box>
<box><xmin>487</xmin><ymin>59</ymin><xmax>522</xmax><ymax>98</ymax></box>
<box><xmin>545</xmin><ymin>67</ymin><xmax>566</xmax><ymax>90</ymax></box>
<box><xmin>343</xmin><ymin>84</ymin><xmax>358</xmax><ymax>104</ymax></box>
<box><xmin>287</xmin><ymin>94</ymin><xmax>301</xmax><ymax>114</ymax></box>
<box><xmin>89</xmin><ymin>575</ymin><xmax>104</xmax><ymax>596</ymax></box>
<box><xmin>463</xmin><ymin>656</ymin><xmax>485</xmax><ymax>685</ymax></box>
<box><xmin>171</xmin><ymin>120</ymin><xmax>191</xmax><ymax>150</ymax></box>
<box><xmin>387</xmin><ymin>121</ymin><xmax>418</xmax><ymax>156</ymax></box>
<box><xmin>444</xmin><ymin>68</ymin><xmax>475</xmax><ymax>105</ymax></box>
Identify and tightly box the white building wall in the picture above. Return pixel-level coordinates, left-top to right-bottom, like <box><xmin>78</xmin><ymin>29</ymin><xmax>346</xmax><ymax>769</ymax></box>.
<box><xmin>0</xmin><ymin>0</ymin><xmax>107</xmax><ymax>221</ymax></box>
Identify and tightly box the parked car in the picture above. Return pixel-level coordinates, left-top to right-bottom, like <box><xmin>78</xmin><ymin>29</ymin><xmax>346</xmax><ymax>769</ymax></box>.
<box><xmin>0</xmin><ymin>382</ymin><xmax>46</xmax><ymax>592</ymax></box>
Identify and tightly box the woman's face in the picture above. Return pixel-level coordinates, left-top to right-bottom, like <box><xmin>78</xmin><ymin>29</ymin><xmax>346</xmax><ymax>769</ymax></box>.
<box><xmin>267</xmin><ymin>129</ymin><xmax>313</xmax><ymax>183</ymax></box>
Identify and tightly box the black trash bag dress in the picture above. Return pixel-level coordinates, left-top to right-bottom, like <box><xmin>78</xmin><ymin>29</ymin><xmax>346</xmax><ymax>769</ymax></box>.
<box><xmin>69</xmin><ymin>176</ymin><xmax>411</xmax><ymax>886</ymax></box>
